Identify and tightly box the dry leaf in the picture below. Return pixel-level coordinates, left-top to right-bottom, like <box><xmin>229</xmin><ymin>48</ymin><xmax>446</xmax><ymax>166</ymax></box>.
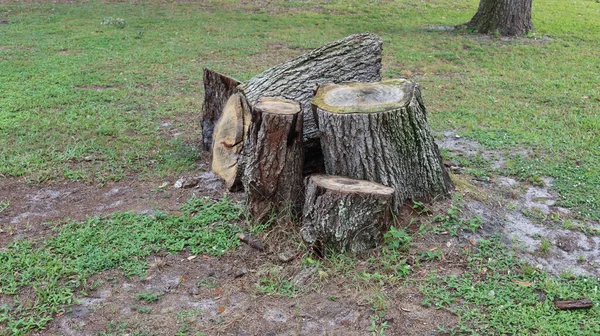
<box><xmin>187</xmin><ymin>255</ymin><xmax>197</xmax><ymax>261</ymax></box>
<box><xmin>469</xmin><ymin>239</ymin><xmax>477</xmax><ymax>246</ymax></box>
<box><xmin>514</xmin><ymin>280</ymin><xmax>532</xmax><ymax>287</ymax></box>
<box><xmin>215</xmin><ymin>288</ymin><xmax>222</xmax><ymax>295</ymax></box>
<box><xmin>56</xmin><ymin>312</ymin><xmax>64</xmax><ymax>317</ymax></box>
<box><xmin>429</xmin><ymin>247</ymin><xmax>438</xmax><ymax>252</ymax></box>
<box><xmin>218</xmin><ymin>306</ymin><xmax>225</xmax><ymax>314</ymax></box>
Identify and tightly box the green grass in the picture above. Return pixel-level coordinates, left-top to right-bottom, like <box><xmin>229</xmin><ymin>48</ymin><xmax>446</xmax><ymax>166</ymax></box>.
<box><xmin>1</xmin><ymin>0</ymin><xmax>599</xmax><ymax>218</ymax></box>
<box><xmin>0</xmin><ymin>196</ymin><xmax>242</xmax><ymax>334</ymax></box>
<box><xmin>421</xmin><ymin>237</ymin><xmax>600</xmax><ymax>335</ymax></box>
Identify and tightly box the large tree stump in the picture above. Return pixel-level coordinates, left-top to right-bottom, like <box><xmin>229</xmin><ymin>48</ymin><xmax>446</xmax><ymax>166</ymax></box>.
<box><xmin>301</xmin><ymin>174</ymin><xmax>394</xmax><ymax>253</ymax></box>
<box><xmin>211</xmin><ymin>92</ymin><xmax>252</xmax><ymax>191</ymax></box>
<box><xmin>312</xmin><ymin>79</ymin><xmax>454</xmax><ymax>212</ymax></box>
<box><xmin>203</xmin><ymin>33</ymin><xmax>383</xmax><ymax>183</ymax></box>
<box><xmin>201</xmin><ymin>69</ymin><xmax>241</xmax><ymax>150</ymax></box>
<box><xmin>242</xmin><ymin>97</ymin><xmax>304</xmax><ymax>223</ymax></box>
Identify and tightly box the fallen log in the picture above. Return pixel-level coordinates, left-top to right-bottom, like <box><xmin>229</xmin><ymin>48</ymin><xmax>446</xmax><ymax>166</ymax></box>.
<box><xmin>312</xmin><ymin>79</ymin><xmax>454</xmax><ymax>211</ymax></box>
<box><xmin>301</xmin><ymin>174</ymin><xmax>394</xmax><ymax>253</ymax></box>
<box><xmin>242</xmin><ymin>97</ymin><xmax>304</xmax><ymax>223</ymax></box>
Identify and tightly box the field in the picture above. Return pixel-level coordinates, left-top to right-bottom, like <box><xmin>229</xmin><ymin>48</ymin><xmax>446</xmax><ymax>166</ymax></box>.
<box><xmin>1</xmin><ymin>0</ymin><xmax>599</xmax><ymax>335</ymax></box>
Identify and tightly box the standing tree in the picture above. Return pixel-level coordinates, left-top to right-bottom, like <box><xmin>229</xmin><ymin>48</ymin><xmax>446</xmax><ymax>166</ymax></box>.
<box><xmin>463</xmin><ymin>0</ymin><xmax>534</xmax><ymax>36</ymax></box>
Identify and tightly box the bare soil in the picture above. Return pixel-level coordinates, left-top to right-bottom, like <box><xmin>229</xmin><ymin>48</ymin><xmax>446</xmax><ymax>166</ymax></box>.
<box><xmin>2</xmin><ymin>131</ymin><xmax>598</xmax><ymax>335</ymax></box>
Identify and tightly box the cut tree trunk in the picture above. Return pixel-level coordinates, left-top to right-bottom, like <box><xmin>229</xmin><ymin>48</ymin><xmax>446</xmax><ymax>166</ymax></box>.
<box><xmin>211</xmin><ymin>92</ymin><xmax>252</xmax><ymax>191</ymax></box>
<box><xmin>301</xmin><ymin>174</ymin><xmax>394</xmax><ymax>253</ymax></box>
<box><xmin>312</xmin><ymin>79</ymin><xmax>454</xmax><ymax>212</ymax></box>
<box><xmin>464</xmin><ymin>0</ymin><xmax>534</xmax><ymax>36</ymax></box>
<box><xmin>243</xmin><ymin>97</ymin><xmax>304</xmax><ymax>223</ymax></box>
<box><xmin>201</xmin><ymin>69</ymin><xmax>241</xmax><ymax>150</ymax></box>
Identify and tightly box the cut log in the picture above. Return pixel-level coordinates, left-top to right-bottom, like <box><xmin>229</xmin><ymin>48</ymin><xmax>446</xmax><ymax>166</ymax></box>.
<box><xmin>211</xmin><ymin>93</ymin><xmax>252</xmax><ymax>191</ymax></box>
<box><xmin>201</xmin><ymin>69</ymin><xmax>241</xmax><ymax>150</ymax></box>
<box><xmin>554</xmin><ymin>299</ymin><xmax>594</xmax><ymax>310</ymax></box>
<box><xmin>312</xmin><ymin>79</ymin><xmax>454</xmax><ymax>212</ymax></box>
<box><xmin>242</xmin><ymin>97</ymin><xmax>304</xmax><ymax>223</ymax></box>
<box><xmin>301</xmin><ymin>174</ymin><xmax>394</xmax><ymax>254</ymax></box>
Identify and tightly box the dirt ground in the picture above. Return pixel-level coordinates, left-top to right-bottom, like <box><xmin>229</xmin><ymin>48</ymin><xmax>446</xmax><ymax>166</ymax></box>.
<box><xmin>2</xmin><ymin>132</ymin><xmax>599</xmax><ymax>335</ymax></box>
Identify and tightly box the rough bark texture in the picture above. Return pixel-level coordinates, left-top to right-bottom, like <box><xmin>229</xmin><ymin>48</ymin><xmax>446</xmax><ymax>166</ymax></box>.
<box><xmin>301</xmin><ymin>174</ymin><xmax>394</xmax><ymax>253</ymax></box>
<box><xmin>238</xmin><ymin>33</ymin><xmax>383</xmax><ymax>151</ymax></box>
<box><xmin>201</xmin><ymin>68</ymin><xmax>241</xmax><ymax>150</ymax></box>
<box><xmin>242</xmin><ymin>97</ymin><xmax>304</xmax><ymax>223</ymax></box>
<box><xmin>465</xmin><ymin>0</ymin><xmax>534</xmax><ymax>36</ymax></box>
<box><xmin>312</xmin><ymin>79</ymin><xmax>454</xmax><ymax>212</ymax></box>
<box><xmin>211</xmin><ymin>93</ymin><xmax>251</xmax><ymax>191</ymax></box>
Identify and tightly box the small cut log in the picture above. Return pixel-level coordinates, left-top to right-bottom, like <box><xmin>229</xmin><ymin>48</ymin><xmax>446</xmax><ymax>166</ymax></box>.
<box><xmin>211</xmin><ymin>93</ymin><xmax>252</xmax><ymax>191</ymax></box>
<box><xmin>242</xmin><ymin>97</ymin><xmax>304</xmax><ymax>223</ymax></box>
<box><xmin>301</xmin><ymin>174</ymin><xmax>394</xmax><ymax>253</ymax></box>
<box><xmin>201</xmin><ymin>69</ymin><xmax>241</xmax><ymax>150</ymax></box>
<box><xmin>312</xmin><ymin>79</ymin><xmax>454</xmax><ymax>212</ymax></box>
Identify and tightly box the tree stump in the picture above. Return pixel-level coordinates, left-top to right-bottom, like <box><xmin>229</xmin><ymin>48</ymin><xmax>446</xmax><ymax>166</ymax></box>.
<box><xmin>301</xmin><ymin>174</ymin><xmax>394</xmax><ymax>254</ymax></box>
<box><xmin>201</xmin><ymin>69</ymin><xmax>241</xmax><ymax>150</ymax></box>
<box><xmin>242</xmin><ymin>97</ymin><xmax>304</xmax><ymax>223</ymax></box>
<box><xmin>211</xmin><ymin>92</ymin><xmax>252</xmax><ymax>191</ymax></box>
<box><xmin>312</xmin><ymin>79</ymin><xmax>454</xmax><ymax>212</ymax></box>
<box><xmin>203</xmin><ymin>33</ymin><xmax>383</xmax><ymax>182</ymax></box>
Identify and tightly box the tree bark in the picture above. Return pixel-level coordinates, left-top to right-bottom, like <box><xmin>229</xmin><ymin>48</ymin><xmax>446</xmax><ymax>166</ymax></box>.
<box><xmin>312</xmin><ymin>79</ymin><xmax>454</xmax><ymax>212</ymax></box>
<box><xmin>210</xmin><ymin>92</ymin><xmax>252</xmax><ymax>191</ymax></box>
<box><xmin>238</xmin><ymin>33</ymin><xmax>383</xmax><ymax>153</ymax></box>
<box><xmin>554</xmin><ymin>299</ymin><xmax>593</xmax><ymax>310</ymax></box>
<box><xmin>242</xmin><ymin>97</ymin><xmax>304</xmax><ymax>223</ymax></box>
<box><xmin>201</xmin><ymin>68</ymin><xmax>241</xmax><ymax>150</ymax></box>
<box><xmin>464</xmin><ymin>0</ymin><xmax>534</xmax><ymax>36</ymax></box>
<box><xmin>301</xmin><ymin>174</ymin><xmax>394</xmax><ymax>254</ymax></box>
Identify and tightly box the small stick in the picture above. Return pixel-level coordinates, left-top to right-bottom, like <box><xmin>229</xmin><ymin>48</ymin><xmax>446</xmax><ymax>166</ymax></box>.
<box><xmin>554</xmin><ymin>299</ymin><xmax>593</xmax><ymax>310</ymax></box>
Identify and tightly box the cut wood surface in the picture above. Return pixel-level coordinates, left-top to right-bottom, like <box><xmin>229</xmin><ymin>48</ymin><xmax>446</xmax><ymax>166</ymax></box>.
<box><xmin>201</xmin><ymin>68</ymin><xmax>241</xmax><ymax>150</ymax></box>
<box><xmin>211</xmin><ymin>93</ymin><xmax>251</xmax><ymax>191</ymax></box>
<box><xmin>301</xmin><ymin>174</ymin><xmax>394</xmax><ymax>253</ymax></box>
<box><xmin>238</xmin><ymin>33</ymin><xmax>383</xmax><ymax>147</ymax></box>
<box><xmin>312</xmin><ymin>79</ymin><xmax>453</xmax><ymax>211</ymax></box>
<box><xmin>243</xmin><ymin>97</ymin><xmax>304</xmax><ymax>223</ymax></box>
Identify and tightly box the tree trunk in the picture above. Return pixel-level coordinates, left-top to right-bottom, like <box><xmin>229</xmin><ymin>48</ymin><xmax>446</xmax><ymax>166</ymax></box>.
<box><xmin>301</xmin><ymin>174</ymin><xmax>394</xmax><ymax>254</ymax></box>
<box><xmin>211</xmin><ymin>93</ymin><xmax>252</xmax><ymax>191</ymax></box>
<box><xmin>464</xmin><ymin>0</ymin><xmax>534</xmax><ymax>36</ymax></box>
<box><xmin>201</xmin><ymin>68</ymin><xmax>241</xmax><ymax>151</ymax></box>
<box><xmin>312</xmin><ymin>79</ymin><xmax>454</xmax><ymax>212</ymax></box>
<box><xmin>239</xmin><ymin>33</ymin><xmax>383</xmax><ymax>154</ymax></box>
<box><xmin>243</xmin><ymin>97</ymin><xmax>304</xmax><ymax>223</ymax></box>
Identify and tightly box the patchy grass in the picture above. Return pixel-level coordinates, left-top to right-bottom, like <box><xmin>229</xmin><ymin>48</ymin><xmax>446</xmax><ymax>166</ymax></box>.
<box><xmin>421</xmin><ymin>237</ymin><xmax>600</xmax><ymax>335</ymax></box>
<box><xmin>1</xmin><ymin>0</ymin><xmax>599</xmax><ymax>218</ymax></box>
<box><xmin>0</xmin><ymin>196</ymin><xmax>242</xmax><ymax>334</ymax></box>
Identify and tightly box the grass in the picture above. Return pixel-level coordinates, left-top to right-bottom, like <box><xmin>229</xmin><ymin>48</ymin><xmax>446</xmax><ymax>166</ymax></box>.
<box><xmin>1</xmin><ymin>0</ymin><xmax>600</xmax><ymax>334</ymax></box>
<box><xmin>421</xmin><ymin>237</ymin><xmax>600</xmax><ymax>335</ymax></box>
<box><xmin>0</xmin><ymin>0</ymin><xmax>598</xmax><ymax>217</ymax></box>
<box><xmin>0</xmin><ymin>196</ymin><xmax>242</xmax><ymax>334</ymax></box>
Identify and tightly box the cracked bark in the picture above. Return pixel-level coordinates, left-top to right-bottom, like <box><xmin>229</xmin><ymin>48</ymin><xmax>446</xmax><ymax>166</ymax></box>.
<box><xmin>464</xmin><ymin>0</ymin><xmax>534</xmax><ymax>36</ymax></box>
<box><xmin>301</xmin><ymin>174</ymin><xmax>394</xmax><ymax>253</ymax></box>
<box><xmin>242</xmin><ymin>97</ymin><xmax>304</xmax><ymax>224</ymax></box>
<box><xmin>312</xmin><ymin>79</ymin><xmax>454</xmax><ymax>213</ymax></box>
